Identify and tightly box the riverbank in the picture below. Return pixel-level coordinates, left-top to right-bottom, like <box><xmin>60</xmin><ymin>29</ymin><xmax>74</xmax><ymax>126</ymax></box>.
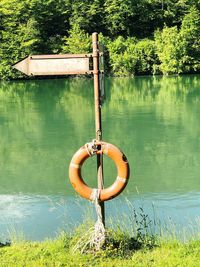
<box><xmin>0</xmin><ymin>222</ymin><xmax>200</xmax><ymax>267</ymax></box>
<box><xmin>1</xmin><ymin>230</ymin><xmax>200</xmax><ymax>267</ymax></box>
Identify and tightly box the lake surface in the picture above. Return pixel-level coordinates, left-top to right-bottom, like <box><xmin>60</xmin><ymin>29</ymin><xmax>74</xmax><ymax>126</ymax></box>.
<box><xmin>0</xmin><ymin>75</ymin><xmax>200</xmax><ymax>241</ymax></box>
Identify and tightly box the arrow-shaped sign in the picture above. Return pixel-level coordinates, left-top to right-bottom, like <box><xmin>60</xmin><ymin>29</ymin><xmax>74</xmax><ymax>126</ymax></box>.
<box><xmin>13</xmin><ymin>54</ymin><xmax>92</xmax><ymax>76</ymax></box>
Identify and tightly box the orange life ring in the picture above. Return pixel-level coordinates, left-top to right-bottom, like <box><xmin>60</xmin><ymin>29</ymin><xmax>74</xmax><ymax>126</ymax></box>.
<box><xmin>69</xmin><ymin>141</ymin><xmax>130</xmax><ymax>201</ymax></box>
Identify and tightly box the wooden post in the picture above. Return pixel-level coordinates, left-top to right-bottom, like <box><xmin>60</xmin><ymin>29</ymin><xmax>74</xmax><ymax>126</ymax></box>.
<box><xmin>92</xmin><ymin>32</ymin><xmax>105</xmax><ymax>225</ymax></box>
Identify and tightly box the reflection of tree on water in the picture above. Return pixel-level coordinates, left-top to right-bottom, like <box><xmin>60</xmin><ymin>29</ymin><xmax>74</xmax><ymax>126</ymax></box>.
<box><xmin>0</xmin><ymin>78</ymin><xmax>96</xmax><ymax>195</ymax></box>
<box><xmin>101</xmin><ymin>76</ymin><xmax>200</xmax><ymax>194</ymax></box>
<box><xmin>105</xmin><ymin>75</ymin><xmax>200</xmax><ymax>105</ymax></box>
<box><xmin>0</xmin><ymin>75</ymin><xmax>200</xmax><ymax>195</ymax></box>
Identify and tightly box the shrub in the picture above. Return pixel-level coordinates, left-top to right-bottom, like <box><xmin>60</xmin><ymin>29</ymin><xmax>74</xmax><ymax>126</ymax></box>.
<box><xmin>154</xmin><ymin>26</ymin><xmax>184</xmax><ymax>75</ymax></box>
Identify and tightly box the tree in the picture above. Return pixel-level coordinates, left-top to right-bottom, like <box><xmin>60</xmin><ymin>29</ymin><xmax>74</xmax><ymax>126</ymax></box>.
<box><xmin>61</xmin><ymin>24</ymin><xmax>91</xmax><ymax>54</ymax></box>
<box><xmin>180</xmin><ymin>7</ymin><xmax>200</xmax><ymax>72</ymax></box>
<box><xmin>132</xmin><ymin>39</ymin><xmax>157</xmax><ymax>74</ymax></box>
<box><xmin>69</xmin><ymin>0</ymin><xmax>105</xmax><ymax>35</ymax></box>
<box><xmin>0</xmin><ymin>0</ymin><xmax>39</xmax><ymax>79</ymax></box>
<box><xmin>154</xmin><ymin>26</ymin><xmax>184</xmax><ymax>74</ymax></box>
<box><xmin>0</xmin><ymin>0</ymin><xmax>199</xmax><ymax>79</ymax></box>
<box><xmin>104</xmin><ymin>0</ymin><xmax>135</xmax><ymax>36</ymax></box>
<box><xmin>107</xmin><ymin>36</ymin><xmax>157</xmax><ymax>75</ymax></box>
<box><xmin>29</xmin><ymin>0</ymin><xmax>71</xmax><ymax>53</ymax></box>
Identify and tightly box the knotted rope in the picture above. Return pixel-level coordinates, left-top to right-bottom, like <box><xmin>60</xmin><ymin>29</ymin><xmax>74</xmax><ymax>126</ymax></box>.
<box><xmin>89</xmin><ymin>189</ymin><xmax>106</xmax><ymax>251</ymax></box>
<box><xmin>72</xmin><ymin>189</ymin><xmax>106</xmax><ymax>253</ymax></box>
<box><xmin>85</xmin><ymin>139</ymin><xmax>99</xmax><ymax>156</ymax></box>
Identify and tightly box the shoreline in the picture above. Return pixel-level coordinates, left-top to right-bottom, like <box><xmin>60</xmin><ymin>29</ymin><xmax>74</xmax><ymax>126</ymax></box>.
<box><xmin>0</xmin><ymin>72</ymin><xmax>200</xmax><ymax>82</ymax></box>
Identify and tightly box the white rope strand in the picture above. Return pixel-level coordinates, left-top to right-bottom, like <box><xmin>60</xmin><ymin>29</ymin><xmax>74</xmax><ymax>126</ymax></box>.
<box><xmin>72</xmin><ymin>189</ymin><xmax>106</xmax><ymax>253</ymax></box>
<box><xmin>89</xmin><ymin>189</ymin><xmax>106</xmax><ymax>251</ymax></box>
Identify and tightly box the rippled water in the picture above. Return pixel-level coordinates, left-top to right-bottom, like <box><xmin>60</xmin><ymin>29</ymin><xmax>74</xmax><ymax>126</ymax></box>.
<box><xmin>0</xmin><ymin>75</ymin><xmax>199</xmax><ymax>241</ymax></box>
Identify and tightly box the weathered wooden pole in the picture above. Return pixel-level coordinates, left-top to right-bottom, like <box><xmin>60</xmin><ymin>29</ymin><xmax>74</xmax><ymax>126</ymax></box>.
<box><xmin>92</xmin><ymin>32</ymin><xmax>105</xmax><ymax>225</ymax></box>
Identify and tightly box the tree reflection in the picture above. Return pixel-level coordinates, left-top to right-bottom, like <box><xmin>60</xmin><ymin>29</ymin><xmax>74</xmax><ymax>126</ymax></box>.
<box><xmin>0</xmin><ymin>75</ymin><xmax>199</xmax><ymax>195</ymax></box>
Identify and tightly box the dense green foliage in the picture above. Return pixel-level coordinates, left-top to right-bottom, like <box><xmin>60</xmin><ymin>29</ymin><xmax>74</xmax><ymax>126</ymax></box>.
<box><xmin>0</xmin><ymin>0</ymin><xmax>199</xmax><ymax>79</ymax></box>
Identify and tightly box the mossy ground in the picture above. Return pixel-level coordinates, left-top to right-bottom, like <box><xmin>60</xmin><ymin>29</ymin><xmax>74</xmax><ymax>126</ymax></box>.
<box><xmin>0</xmin><ymin>232</ymin><xmax>199</xmax><ymax>267</ymax></box>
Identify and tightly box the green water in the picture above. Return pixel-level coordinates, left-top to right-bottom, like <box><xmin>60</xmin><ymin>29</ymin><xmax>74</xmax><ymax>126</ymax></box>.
<box><xmin>0</xmin><ymin>75</ymin><xmax>200</xmax><ymax>240</ymax></box>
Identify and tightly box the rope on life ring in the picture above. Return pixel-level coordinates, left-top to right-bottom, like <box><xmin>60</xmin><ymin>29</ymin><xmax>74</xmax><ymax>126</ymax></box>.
<box><xmin>69</xmin><ymin>140</ymin><xmax>130</xmax><ymax>201</ymax></box>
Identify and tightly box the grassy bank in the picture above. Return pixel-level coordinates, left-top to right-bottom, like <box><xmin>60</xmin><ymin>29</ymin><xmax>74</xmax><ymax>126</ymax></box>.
<box><xmin>0</xmin><ymin>229</ymin><xmax>200</xmax><ymax>267</ymax></box>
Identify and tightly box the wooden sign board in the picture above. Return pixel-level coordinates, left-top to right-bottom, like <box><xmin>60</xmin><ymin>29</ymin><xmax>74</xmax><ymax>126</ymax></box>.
<box><xmin>13</xmin><ymin>54</ymin><xmax>92</xmax><ymax>76</ymax></box>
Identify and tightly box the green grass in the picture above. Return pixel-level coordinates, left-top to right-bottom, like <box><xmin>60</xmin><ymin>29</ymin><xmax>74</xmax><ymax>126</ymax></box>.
<box><xmin>0</xmin><ymin>229</ymin><xmax>200</xmax><ymax>267</ymax></box>
<box><xmin>1</xmin><ymin>204</ymin><xmax>199</xmax><ymax>267</ymax></box>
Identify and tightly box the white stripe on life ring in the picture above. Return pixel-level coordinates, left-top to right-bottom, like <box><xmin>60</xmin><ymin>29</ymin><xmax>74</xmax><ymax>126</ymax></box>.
<box><xmin>117</xmin><ymin>176</ymin><xmax>127</xmax><ymax>183</ymax></box>
<box><xmin>70</xmin><ymin>162</ymin><xmax>81</xmax><ymax>169</ymax></box>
